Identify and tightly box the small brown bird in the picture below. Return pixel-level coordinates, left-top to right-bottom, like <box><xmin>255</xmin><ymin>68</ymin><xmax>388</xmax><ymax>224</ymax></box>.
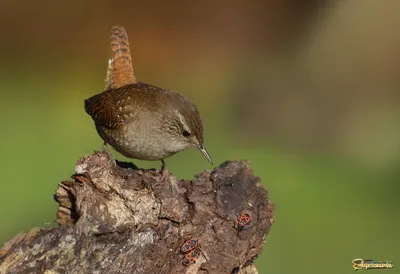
<box><xmin>84</xmin><ymin>26</ymin><xmax>212</xmax><ymax>175</ymax></box>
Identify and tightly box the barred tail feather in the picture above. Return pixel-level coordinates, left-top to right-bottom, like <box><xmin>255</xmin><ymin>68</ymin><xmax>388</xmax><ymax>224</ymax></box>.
<box><xmin>105</xmin><ymin>26</ymin><xmax>136</xmax><ymax>90</ymax></box>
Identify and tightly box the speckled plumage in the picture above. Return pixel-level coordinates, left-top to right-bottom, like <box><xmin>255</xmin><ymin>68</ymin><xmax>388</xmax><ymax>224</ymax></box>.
<box><xmin>84</xmin><ymin>26</ymin><xmax>212</xmax><ymax>166</ymax></box>
<box><xmin>85</xmin><ymin>82</ymin><xmax>204</xmax><ymax>160</ymax></box>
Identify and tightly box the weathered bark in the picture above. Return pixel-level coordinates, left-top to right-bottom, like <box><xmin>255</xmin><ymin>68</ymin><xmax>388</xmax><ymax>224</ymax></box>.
<box><xmin>0</xmin><ymin>151</ymin><xmax>274</xmax><ymax>274</ymax></box>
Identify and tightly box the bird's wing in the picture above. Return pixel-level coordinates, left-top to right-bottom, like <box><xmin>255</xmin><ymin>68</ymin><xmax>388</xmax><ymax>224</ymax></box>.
<box><xmin>84</xmin><ymin>91</ymin><xmax>125</xmax><ymax>129</ymax></box>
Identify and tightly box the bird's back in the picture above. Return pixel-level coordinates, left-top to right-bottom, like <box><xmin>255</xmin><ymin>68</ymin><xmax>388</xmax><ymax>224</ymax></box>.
<box><xmin>86</xmin><ymin>82</ymin><xmax>185</xmax><ymax>127</ymax></box>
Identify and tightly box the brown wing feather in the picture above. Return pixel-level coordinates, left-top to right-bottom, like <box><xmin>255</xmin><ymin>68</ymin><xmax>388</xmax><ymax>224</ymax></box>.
<box><xmin>106</xmin><ymin>26</ymin><xmax>136</xmax><ymax>90</ymax></box>
<box><xmin>84</xmin><ymin>91</ymin><xmax>124</xmax><ymax>129</ymax></box>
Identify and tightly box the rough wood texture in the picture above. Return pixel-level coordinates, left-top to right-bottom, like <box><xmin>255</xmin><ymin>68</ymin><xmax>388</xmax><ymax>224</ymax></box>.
<box><xmin>0</xmin><ymin>151</ymin><xmax>274</xmax><ymax>274</ymax></box>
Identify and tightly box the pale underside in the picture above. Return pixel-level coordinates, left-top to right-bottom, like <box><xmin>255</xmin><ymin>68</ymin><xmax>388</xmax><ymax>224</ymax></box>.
<box><xmin>96</xmin><ymin>107</ymin><xmax>188</xmax><ymax>160</ymax></box>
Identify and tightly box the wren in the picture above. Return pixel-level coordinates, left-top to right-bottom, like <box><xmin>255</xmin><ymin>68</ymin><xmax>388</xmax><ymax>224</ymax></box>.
<box><xmin>84</xmin><ymin>26</ymin><xmax>213</xmax><ymax>174</ymax></box>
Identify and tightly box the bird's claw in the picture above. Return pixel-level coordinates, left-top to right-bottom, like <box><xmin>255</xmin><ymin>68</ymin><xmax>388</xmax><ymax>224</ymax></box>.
<box><xmin>161</xmin><ymin>160</ymin><xmax>170</xmax><ymax>183</ymax></box>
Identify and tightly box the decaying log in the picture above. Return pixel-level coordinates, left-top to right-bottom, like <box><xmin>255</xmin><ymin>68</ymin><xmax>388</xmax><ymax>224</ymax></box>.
<box><xmin>0</xmin><ymin>151</ymin><xmax>274</xmax><ymax>274</ymax></box>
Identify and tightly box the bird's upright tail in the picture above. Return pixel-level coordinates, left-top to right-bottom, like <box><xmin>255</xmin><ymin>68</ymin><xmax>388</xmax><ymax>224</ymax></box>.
<box><xmin>105</xmin><ymin>26</ymin><xmax>137</xmax><ymax>90</ymax></box>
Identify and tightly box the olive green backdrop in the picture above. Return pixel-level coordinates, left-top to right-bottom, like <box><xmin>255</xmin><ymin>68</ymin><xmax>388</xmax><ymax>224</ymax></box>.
<box><xmin>1</xmin><ymin>1</ymin><xmax>399</xmax><ymax>273</ymax></box>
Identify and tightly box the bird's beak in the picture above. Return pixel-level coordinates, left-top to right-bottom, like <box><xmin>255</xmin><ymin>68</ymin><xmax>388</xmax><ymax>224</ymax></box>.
<box><xmin>199</xmin><ymin>144</ymin><xmax>213</xmax><ymax>165</ymax></box>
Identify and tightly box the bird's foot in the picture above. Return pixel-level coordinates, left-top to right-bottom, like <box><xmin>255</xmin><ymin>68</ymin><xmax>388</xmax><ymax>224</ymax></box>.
<box><xmin>99</xmin><ymin>142</ymin><xmax>116</xmax><ymax>167</ymax></box>
<box><xmin>102</xmin><ymin>142</ymin><xmax>109</xmax><ymax>153</ymax></box>
<box><xmin>161</xmin><ymin>168</ymin><xmax>170</xmax><ymax>183</ymax></box>
<box><xmin>95</xmin><ymin>142</ymin><xmax>109</xmax><ymax>156</ymax></box>
<box><xmin>101</xmin><ymin>142</ymin><xmax>113</xmax><ymax>157</ymax></box>
<box><xmin>160</xmin><ymin>160</ymin><xmax>170</xmax><ymax>183</ymax></box>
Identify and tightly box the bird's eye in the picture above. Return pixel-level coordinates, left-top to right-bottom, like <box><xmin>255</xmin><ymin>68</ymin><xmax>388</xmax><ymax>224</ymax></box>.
<box><xmin>182</xmin><ymin>130</ymin><xmax>191</xmax><ymax>137</ymax></box>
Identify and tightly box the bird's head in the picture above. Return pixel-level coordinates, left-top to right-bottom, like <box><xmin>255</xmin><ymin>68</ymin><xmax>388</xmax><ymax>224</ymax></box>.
<box><xmin>162</xmin><ymin>107</ymin><xmax>213</xmax><ymax>165</ymax></box>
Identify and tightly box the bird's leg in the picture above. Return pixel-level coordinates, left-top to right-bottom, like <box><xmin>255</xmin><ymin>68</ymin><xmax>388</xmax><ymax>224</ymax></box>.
<box><xmin>102</xmin><ymin>141</ymin><xmax>112</xmax><ymax>158</ymax></box>
<box><xmin>101</xmin><ymin>141</ymin><xmax>116</xmax><ymax>167</ymax></box>
<box><xmin>95</xmin><ymin>141</ymin><xmax>109</xmax><ymax>157</ymax></box>
<box><xmin>102</xmin><ymin>141</ymin><xmax>108</xmax><ymax>152</ymax></box>
<box><xmin>161</xmin><ymin>159</ymin><xmax>170</xmax><ymax>182</ymax></box>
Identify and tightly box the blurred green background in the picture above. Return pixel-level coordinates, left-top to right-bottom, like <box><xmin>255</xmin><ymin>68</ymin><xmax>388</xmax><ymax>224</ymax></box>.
<box><xmin>0</xmin><ymin>1</ymin><xmax>399</xmax><ymax>273</ymax></box>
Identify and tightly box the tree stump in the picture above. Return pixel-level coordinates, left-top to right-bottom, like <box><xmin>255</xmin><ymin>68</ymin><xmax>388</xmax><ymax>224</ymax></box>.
<box><xmin>0</xmin><ymin>151</ymin><xmax>274</xmax><ymax>274</ymax></box>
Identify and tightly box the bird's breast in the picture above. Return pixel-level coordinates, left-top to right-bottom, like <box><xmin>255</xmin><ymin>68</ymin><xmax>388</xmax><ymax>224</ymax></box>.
<box><xmin>96</xmin><ymin>114</ymin><xmax>177</xmax><ymax>160</ymax></box>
